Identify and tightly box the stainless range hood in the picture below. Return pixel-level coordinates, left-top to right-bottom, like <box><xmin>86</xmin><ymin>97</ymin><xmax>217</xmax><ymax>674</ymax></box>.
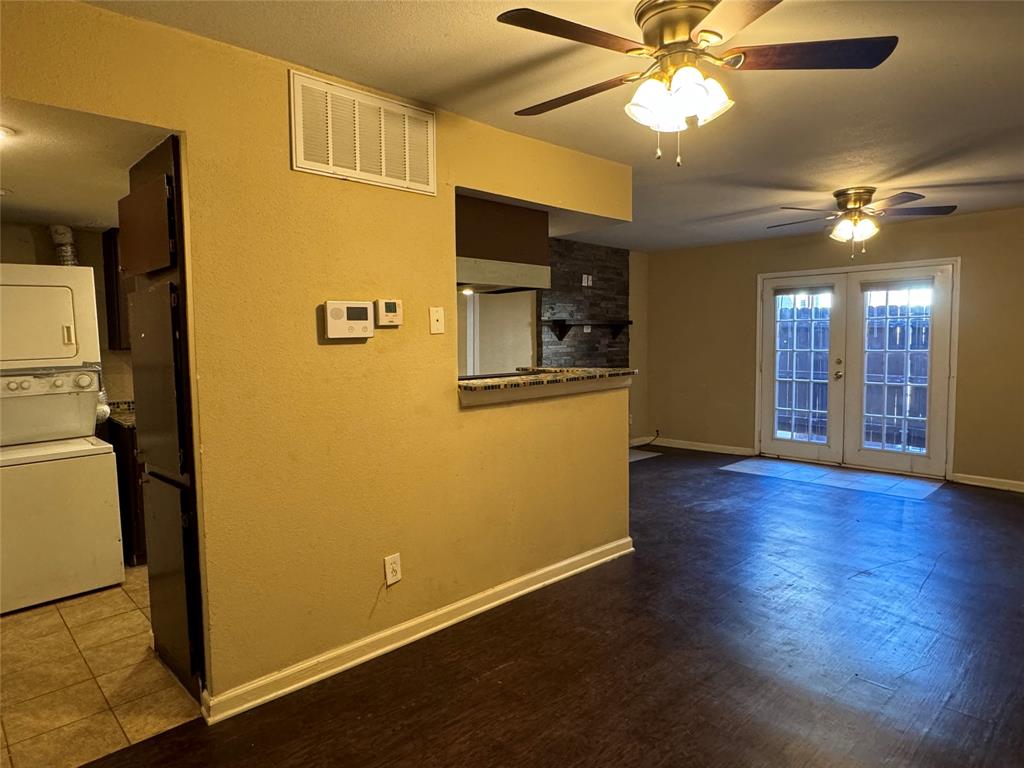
<box><xmin>456</xmin><ymin>256</ymin><xmax>550</xmax><ymax>294</ymax></box>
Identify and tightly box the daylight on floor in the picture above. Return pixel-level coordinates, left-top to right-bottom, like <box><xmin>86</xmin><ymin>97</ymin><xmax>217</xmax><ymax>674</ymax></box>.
<box><xmin>1</xmin><ymin>1</ymin><xmax>1022</xmax><ymax>766</ymax></box>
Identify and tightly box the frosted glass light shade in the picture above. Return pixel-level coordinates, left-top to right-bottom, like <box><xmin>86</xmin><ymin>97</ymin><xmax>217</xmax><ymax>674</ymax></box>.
<box><xmin>830</xmin><ymin>217</ymin><xmax>856</xmax><ymax>242</ymax></box>
<box><xmin>624</xmin><ymin>79</ymin><xmax>670</xmax><ymax>127</ymax></box>
<box><xmin>853</xmin><ymin>217</ymin><xmax>879</xmax><ymax>241</ymax></box>
<box><xmin>669</xmin><ymin>66</ymin><xmax>708</xmax><ymax>118</ymax></box>
<box><xmin>696</xmin><ymin>77</ymin><xmax>734</xmax><ymax>126</ymax></box>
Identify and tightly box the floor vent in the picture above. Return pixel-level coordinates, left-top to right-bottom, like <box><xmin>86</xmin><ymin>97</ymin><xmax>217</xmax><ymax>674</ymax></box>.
<box><xmin>290</xmin><ymin>71</ymin><xmax>435</xmax><ymax>196</ymax></box>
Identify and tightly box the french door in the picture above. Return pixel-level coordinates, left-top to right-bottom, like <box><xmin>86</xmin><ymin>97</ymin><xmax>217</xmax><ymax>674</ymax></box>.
<box><xmin>760</xmin><ymin>264</ymin><xmax>953</xmax><ymax>478</ymax></box>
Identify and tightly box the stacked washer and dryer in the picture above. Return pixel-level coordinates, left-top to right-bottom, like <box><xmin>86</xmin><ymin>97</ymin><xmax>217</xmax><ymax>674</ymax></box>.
<box><xmin>1</xmin><ymin>262</ymin><xmax>125</xmax><ymax>612</ymax></box>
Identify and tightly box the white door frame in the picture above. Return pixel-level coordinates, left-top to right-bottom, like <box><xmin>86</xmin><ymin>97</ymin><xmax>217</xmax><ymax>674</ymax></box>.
<box><xmin>754</xmin><ymin>257</ymin><xmax>961</xmax><ymax>478</ymax></box>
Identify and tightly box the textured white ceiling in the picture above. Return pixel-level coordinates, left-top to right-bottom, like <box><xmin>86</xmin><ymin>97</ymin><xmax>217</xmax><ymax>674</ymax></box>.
<box><xmin>93</xmin><ymin>1</ymin><xmax>1024</xmax><ymax>249</ymax></box>
<box><xmin>0</xmin><ymin>98</ymin><xmax>170</xmax><ymax>229</ymax></box>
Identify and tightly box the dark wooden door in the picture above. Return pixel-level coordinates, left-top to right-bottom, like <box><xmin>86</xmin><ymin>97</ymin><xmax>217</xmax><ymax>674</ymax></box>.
<box><xmin>122</xmin><ymin>135</ymin><xmax>204</xmax><ymax>699</ymax></box>
<box><xmin>128</xmin><ymin>282</ymin><xmax>184</xmax><ymax>481</ymax></box>
<box><xmin>142</xmin><ymin>475</ymin><xmax>199</xmax><ymax>698</ymax></box>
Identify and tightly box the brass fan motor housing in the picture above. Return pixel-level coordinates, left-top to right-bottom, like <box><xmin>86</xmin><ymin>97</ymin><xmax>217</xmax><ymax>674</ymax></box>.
<box><xmin>833</xmin><ymin>186</ymin><xmax>877</xmax><ymax>211</ymax></box>
<box><xmin>634</xmin><ymin>0</ymin><xmax>716</xmax><ymax>49</ymax></box>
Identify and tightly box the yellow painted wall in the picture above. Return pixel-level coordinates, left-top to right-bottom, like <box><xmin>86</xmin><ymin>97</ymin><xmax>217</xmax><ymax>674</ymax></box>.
<box><xmin>1</xmin><ymin>1</ymin><xmax>632</xmax><ymax>694</ymax></box>
<box><xmin>646</xmin><ymin>207</ymin><xmax>1024</xmax><ymax>483</ymax></box>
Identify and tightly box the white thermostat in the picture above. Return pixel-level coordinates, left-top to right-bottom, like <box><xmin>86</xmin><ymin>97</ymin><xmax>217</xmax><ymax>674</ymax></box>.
<box><xmin>325</xmin><ymin>301</ymin><xmax>374</xmax><ymax>339</ymax></box>
<box><xmin>374</xmin><ymin>299</ymin><xmax>403</xmax><ymax>327</ymax></box>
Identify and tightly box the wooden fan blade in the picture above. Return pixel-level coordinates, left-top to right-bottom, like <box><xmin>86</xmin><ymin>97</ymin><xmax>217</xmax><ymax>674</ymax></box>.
<box><xmin>692</xmin><ymin>1</ymin><xmax>782</xmax><ymax>46</ymax></box>
<box><xmin>881</xmin><ymin>205</ymin><xmax>958</xmax><ymax>217</ymax></box>
<box><xmin>767</xmin><ymin>216</ymin><xmax>831</xmax><ymax>229</ymax></box>
<box><xmin>781</xmin><ymin>206</ymin><xmax>835</xmax><ymax>212</ymax></box>
<box><xmin>497</xmin><ymin>8</ymin><xmax>647</xmax><ymax>55</ymax></box>
<box><xmin>515</xmin><ymin>74</ymin><xmax>640</xmax><ymax>116</ymax></box>
<box><xmin>870</xmin><ymin>191</ymin><xmax>925</xmax><ymax>210</ymax></box>
<box><xmin>723</xmin><ymin>36</ymin><xmax>898</xmax><ymax>70</ymax></box>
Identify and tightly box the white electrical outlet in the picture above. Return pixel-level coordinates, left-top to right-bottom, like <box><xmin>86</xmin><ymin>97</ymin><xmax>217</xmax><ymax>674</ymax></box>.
<box><xmin>429</xmin><ymin>306</ymin><xmax>445</xmax><ymax>334</ymax></box>
<box><xmin>583</xmin><ymin>324</ymin><xmax>592</xmax><ymax>333</ymax></box>
<box><xmin>384</xmin><ymin>553</ymin><xmax>402</xmax><ymax>586</ymax></box>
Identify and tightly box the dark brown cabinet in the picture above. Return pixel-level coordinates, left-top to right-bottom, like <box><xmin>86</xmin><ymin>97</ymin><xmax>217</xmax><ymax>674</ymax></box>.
<box><xmin>117</xmin><ymin>174</ymin><xmax>176</xmax><ymax>277</ymax></box>
<box><xmin>102</xmin><ymin>228</ymin><xmax>133</xmax><ymax>350</ymax></box>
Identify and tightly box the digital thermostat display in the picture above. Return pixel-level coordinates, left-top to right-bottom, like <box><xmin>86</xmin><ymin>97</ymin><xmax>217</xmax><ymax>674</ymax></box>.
<box><xmin>374</xmin><ymin>298</ymin><xmax>403</xmax><ymax>327</ymax></box>
<box><xmin>346</xmin><ymin>306</ymin><xmax>369</xmax><ymax>321</ymax></box>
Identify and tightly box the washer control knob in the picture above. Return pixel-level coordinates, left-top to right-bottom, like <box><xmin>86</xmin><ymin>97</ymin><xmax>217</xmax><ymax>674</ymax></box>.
<box><xmin>53</xmin><ymin>379</ymin><xmax>65</xmax><ymax>388</ymax></box>
<box><xmin>19</xmin><ymin>380</ymin><xmax>31</xmax><ymax>390</ymax></box>
<box><xmin>6</xmin><ymin>381</ymin><xmax>18</xmax><ymax>391</ymax></box>
<box><xmin>74</xmin><ymin>374</ymin><xmax>93</xmax><ymax>388</ymax></box>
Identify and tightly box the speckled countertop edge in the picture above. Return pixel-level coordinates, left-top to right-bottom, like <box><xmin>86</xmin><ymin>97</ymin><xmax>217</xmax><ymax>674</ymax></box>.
<box><xmin>457</xmin><ymin>367</ymin><xmax>638</xmax><ymax>392</ymax></box>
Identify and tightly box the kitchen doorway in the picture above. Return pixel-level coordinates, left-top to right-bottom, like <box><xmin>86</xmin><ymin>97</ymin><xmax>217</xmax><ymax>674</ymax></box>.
<box><xmin>757</xmin><ymin>261</ymin><xmax>956</xmax><ymax>478</ymax></box>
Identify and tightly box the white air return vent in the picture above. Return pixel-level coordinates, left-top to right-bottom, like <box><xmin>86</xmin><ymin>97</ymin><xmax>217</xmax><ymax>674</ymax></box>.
<box><xmin>291</xmin><ymin>71</ymin><xmax>435</xmax><ymax>195</ymax></box>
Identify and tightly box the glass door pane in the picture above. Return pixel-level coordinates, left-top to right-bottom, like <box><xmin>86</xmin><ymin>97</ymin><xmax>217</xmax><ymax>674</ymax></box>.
<box><xmin>862</xmin><ymin>284</ymin><xmax>932</xmax><ymax>454</ymax></box>
<box><xmin>773</xmin><ymin>290</ymin><xmax>832</xmax><ymax>444</ymax></box>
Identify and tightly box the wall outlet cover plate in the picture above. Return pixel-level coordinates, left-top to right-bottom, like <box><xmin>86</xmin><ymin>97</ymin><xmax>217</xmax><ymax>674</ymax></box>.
<box><xmin>384</xmin><ymin>553</ymin><xmax>402</xmax><ymax>586</ymax></box>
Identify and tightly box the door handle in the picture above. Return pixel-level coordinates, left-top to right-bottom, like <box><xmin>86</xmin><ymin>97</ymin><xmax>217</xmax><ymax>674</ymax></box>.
<box><xmin>833</xmin><ymin>370</ymin><xmax>845</xmax><ymax>380</ymax></box>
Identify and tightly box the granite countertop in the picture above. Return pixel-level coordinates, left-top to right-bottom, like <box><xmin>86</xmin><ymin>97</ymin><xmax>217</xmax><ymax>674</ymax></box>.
<box><xmin>108</xmin><ymin>409</ymin><xmax>136</xmax><ymax>428</ymax></box>
<box><xmin>457</xmin><ymin>367</ymin><xmax>637</xmax><ymax>392</ymax></box>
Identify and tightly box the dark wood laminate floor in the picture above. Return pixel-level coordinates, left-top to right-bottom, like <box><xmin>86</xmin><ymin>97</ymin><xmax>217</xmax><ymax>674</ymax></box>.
<box><xmin>90</xmin><ymin>449</ymin><xmax>1024</xmax><ymax>767</ymax></box>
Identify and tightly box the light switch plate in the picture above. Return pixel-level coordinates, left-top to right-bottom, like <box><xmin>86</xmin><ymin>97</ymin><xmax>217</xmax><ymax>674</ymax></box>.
<box><xmin>429</xmin><ymin>306</ymin><xmax>445</xmax><ymax>334</ymax></box>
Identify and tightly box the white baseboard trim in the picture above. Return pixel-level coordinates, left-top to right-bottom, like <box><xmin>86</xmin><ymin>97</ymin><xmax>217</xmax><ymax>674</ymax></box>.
<box><xmin>948</xmin><ymin>473</ymin><xmax>1024</xmax><ymax>494</ymax></box>
<box><xmin>629</xmin><ymin>436</ymin><xmax>656</xmax><ymax>447</ymax></box>
<box><xmin>201</xmin><ymin>536</ymin><xmax>635</xmax><ymax>724</ymax></box>
<box><xmin>652</xmin><ymin>437</ymin><xmax>756</xmax><ymax>456</ymax></box>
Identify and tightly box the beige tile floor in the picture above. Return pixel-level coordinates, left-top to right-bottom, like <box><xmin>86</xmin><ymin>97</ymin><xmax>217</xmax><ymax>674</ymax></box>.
<box><xmin>0</xmin><ymin>566</ymin><xmax>199</xmax><ymax>767</ymax></box>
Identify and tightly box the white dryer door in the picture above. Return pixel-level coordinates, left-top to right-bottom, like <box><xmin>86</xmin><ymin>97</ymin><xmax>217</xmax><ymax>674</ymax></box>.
<box><xmin>1</xmin><ymin>284</ymin><xmax>78</xmax><ymax>363</ymax></box>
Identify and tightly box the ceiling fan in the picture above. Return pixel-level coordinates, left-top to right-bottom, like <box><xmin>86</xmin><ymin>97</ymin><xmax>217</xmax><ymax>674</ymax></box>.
<box><xmin>769</xmin><ymin>186</ymin><xmax>958</xmax><ymax>255</ymax></box>
<box><xmin>498</xmin><ymin>1</ymin><xmax>898</xmax><ymax>162</ymax></box>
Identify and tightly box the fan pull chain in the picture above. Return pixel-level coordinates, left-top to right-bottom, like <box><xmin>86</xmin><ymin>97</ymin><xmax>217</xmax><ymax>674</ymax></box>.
<box><xmin>675</xmin><ymin>131</ymin><xmax>682</xmax><ymax>166</ymax></box>
<box><xmin>655</xmin><ymin>132</ymin><xmax>662</xmax><ymax>160</ymax></box>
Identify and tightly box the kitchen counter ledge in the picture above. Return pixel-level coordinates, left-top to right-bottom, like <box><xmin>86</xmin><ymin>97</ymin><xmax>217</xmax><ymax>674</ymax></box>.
<box><xmin>458</xmin><ymin>367</ymin><xmax>636</xmax><ymax>407</ymax></box>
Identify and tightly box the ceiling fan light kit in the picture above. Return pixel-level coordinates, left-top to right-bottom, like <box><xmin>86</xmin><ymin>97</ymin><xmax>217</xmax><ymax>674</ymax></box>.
<box><xmin>498</xmin><ymin>1</ymin><xmax>898</xmax><ymax>164</ymax></box>
<box><xmin>772</xmin><ymin>186</ymin><xmax>958</xmax><ymax>257</ymax></box>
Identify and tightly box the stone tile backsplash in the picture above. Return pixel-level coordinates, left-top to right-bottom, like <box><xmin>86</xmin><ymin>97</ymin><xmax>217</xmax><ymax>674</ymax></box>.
<box><xmin>538</xmin><ymin>238</ymin><xmax>630</xmax><ymax>368</ymax></box>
